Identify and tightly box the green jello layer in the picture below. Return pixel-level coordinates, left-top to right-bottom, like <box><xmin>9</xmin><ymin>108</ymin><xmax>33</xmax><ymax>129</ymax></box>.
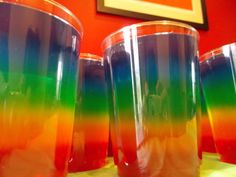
<box><xmin>76</xmin><ymin>93</ymin><xmax>108</xmax><ymax>115</ymax></box>
<box><xmin>113</xmin><ymin>82</ymin><xmax>198</xmax><ymax>122</ymax></box>
<box><xmin>202</xmin><ymin>76</ymin><xmax>236</xmax><ymax>107</ymax></box>
<box><xmin>0</xmin><ymin>72</ymin><xmax>77</xmax><ymax>108</ymax></box>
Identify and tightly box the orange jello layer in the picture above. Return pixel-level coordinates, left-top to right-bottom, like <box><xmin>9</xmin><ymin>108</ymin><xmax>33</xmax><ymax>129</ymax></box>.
<box><xmin>201</xmin><ymin>115</ymin><xmax>213</xmax><ymax>136</ymax></box>
<box><xmin>209</xmin><ymin>108</ymin><xmax>236</xmax><ymax>139</ymax></box>
<box><xmin>0</xmin><ymin>107</ymin><xmax>74</xmax><ymax>148</ymax></box>
<box><xmin>73</xmin><ymin>115</ymin><xmax>109</xmax><ymax>143</ymax></box>
<box><xmin>0</xmin><ymin>107</ymin><xmax>74</xmax><ymax>176</ymax></box>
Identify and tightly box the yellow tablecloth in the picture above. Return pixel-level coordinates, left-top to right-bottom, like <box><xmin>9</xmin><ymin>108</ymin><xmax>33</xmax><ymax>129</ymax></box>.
<box><xmin>68</xmin><ymin>153</ymin><xmax>236</xmax><ymax>177</ymax></box>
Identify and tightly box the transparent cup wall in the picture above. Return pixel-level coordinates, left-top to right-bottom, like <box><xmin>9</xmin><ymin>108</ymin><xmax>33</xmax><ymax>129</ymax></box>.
<box><xmin>200</xmin><ymin>85</ymin><xmax>216</xmax><ymax>153</ymax></box>
<box><xmin>0</xmin><ymin>1</ymin><xmax>82</xmax><ymax>176</ymax></box>
<box><xmin>200</xmin><ymin>43</ymin><xmax>236</xmax><ymax>164</ymax></box>
<box><xmin>103</xmin><ymin>21</ymin><xmax>201</xmax><ymax>177</ymax></box>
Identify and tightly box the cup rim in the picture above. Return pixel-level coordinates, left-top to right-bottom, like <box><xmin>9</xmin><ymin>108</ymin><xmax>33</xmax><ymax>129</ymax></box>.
<box><xmin>200</xmin><ymin>42</ymin><xmax>236</xmax><ymax>63</ymax></box>
<box><xmin>102</xmin><ymin>20</ymin><xmax>199</xmax><ymax>51</ymax></box>
<box><xmin>0</xmin><ymin>0</ymin><xmax>83</xmax><ymax>36</ymax></box>
<box><xmin>80</xmin><ymin>53</ymin><xmax>103</xmax><ymax>61</ymax></box>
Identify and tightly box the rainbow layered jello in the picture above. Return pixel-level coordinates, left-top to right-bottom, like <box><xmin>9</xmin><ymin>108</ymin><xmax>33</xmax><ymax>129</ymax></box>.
<box><xmin>200</xmin><ymin>87</ymin><xmax>216</xmax><ymax>153</ymax></box>
<box><xmin>103</xmin><ymin>21</ymin><xmax>200</xmax><ymax>177</ymax></box>
<box><xmin>0</xmin><ymin>1</ymin><xmax>82</xmax><ymax>176</ymax></box>
<box><xmin>68</xmin><ymin>53</ymin><xmax>109</xmax><ymax>172</ymax></box>
<box><xmin>200</xmin><ymin>43</ymin><xmax>236</xmax><ymax>164</ymax></box>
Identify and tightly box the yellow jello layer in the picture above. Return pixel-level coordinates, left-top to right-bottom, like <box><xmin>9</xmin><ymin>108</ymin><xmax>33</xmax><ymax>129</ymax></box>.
<box><xmin>208</xmin><ymin>108</ymin><xmax>236</xmax><ymax>139</ymax></box>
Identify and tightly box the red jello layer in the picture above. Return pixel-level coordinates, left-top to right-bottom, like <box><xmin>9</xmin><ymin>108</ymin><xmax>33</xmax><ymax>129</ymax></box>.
<box><xmin>68</xmin><ymin>117</ymin><xmax>109</xmax><ymax>172</ymax></box>
<box><xmin>209</xmin><ymin>108</ymin><xmax>236</xmax><ymax>163</ymax></box>
<box><xmin>201</xmin><ymin>115</ymin><xmax>216</xmax><ymax>153</ymax></box>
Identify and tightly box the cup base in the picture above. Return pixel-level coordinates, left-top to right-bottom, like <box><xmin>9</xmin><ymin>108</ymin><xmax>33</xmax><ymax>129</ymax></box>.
<box><xmin>220</xmin><ymin>155</ymin><xmax>236</xmax><ymax>165</ymax></box>
<box><xmin>215</xmin><ymin>139</ymin><xmax>236</xmax><ymax>164</ymax></box>
<box><xmin>68</xmin><ymin>159</ymin><xmax>107</xmax><ymax>172</ymax></box>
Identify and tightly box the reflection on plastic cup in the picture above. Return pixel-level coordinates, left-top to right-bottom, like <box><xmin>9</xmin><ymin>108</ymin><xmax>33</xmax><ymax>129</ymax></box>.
<box><xmin>103</xmin><ymin>21</ymin><xmax>200</xmax><ymax>177</ymax></box>
<box><xmin>200</xmin><ymin>42</ymin><xmax>236</xmax><ymax>164</ymax></box>
<box><xmin>68</xmin><ymin>53</ymin><xmax>109</xmax><ymax>172</ymax></box>
<box><xmin>0</xmin><ymin>1</ymin><xmax>82</xmax><ymax>176</ymax></box>
<box><xmin>200</xmin><ymin>86</ymin><xmax>216</xmax><ymax>153</ymax></box>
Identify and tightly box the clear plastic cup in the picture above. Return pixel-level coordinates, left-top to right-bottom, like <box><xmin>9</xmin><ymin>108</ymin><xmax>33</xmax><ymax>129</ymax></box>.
<box><xmin>0</xmin><ymin>1</ymin><xmax>82</xmax><ymax>176</ymax></box>
<box><xmin>68</xmin><ymin>53</ymin><xmax>109</xmax><ymax>172</ymax></box>
<box><xmin>103</xmin><ymin>20</ymin><xmax>200</xmax><ymax>177</ymax></box>
<box><xmin>200</xmin><ymin>42</ymin><xmax>236</xmax><ymax>164</ymax></box>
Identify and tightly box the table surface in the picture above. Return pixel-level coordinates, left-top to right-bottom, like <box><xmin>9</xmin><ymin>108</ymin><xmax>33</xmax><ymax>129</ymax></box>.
<box><xmin>68</xmin><ymin>153</ymin><xmax>236</xmax><ymax>177</ymax></box>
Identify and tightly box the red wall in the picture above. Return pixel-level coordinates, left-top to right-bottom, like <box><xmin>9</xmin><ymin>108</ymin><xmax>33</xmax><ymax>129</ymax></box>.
<box><xmin>56</xmin><ymin>0</ymin><xmax>236</xmax><ymax>56</ymax></box>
